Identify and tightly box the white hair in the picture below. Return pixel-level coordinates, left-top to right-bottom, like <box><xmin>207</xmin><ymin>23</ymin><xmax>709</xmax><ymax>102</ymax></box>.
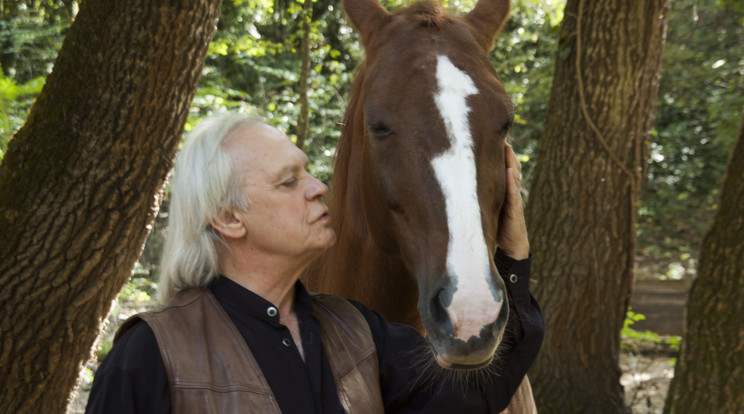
<box><xmin>158</xmin><ymin>113</ymin><xmax>260</xmax><ymax>303</ymax></box>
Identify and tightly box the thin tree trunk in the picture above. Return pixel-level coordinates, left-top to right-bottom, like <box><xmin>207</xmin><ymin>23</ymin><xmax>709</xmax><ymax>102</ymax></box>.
<box><xmin>0</xmin><ymin>0</ymin><xmax>221</xmax><ymax>411</ymax></box>
<box><xmin>663</xmin><ymin>110</ymin><xmax>744</xmax><ymax>413</ymax></box>
<box><xmin>295</xmin><ymin>0</ymin><xmax>312</xmax><ymax>150</ymax></box>
<box><xmin>525</xmin><ymin>0</ymin><xmax>669</xmax><ymax>412</ymax></box>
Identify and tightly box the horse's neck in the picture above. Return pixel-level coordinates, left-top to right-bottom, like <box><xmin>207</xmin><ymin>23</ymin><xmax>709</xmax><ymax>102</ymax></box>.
<box><xmin>304</xmin><ymin>86</ymin><xmax>423</xmax><ymax>331</ymax></box>
<box><xmin>310</xmin><ymin>190</ymin><xmax>423</xmax><ymax>330</ymax></box>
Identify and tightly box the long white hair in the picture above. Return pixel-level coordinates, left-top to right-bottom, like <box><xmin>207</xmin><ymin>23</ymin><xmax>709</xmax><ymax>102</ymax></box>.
<box><xmin>158</xmin><ymin>113</ymin><xmax>259</xmax><ymax>302</ymax></box>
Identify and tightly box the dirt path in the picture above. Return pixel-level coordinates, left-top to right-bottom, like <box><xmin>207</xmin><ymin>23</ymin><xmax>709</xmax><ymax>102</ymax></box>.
<box><xmin>621</xmin><ymin>352</ymin><xmax>675</xmax><ymax>413</ymax></box>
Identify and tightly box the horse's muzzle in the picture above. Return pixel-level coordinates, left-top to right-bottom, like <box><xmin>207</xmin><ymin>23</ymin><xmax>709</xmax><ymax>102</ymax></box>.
<box><xmin>419</xmin><ymin>272</ymin><xmax>509</xmax><ymax>369</ymax></box>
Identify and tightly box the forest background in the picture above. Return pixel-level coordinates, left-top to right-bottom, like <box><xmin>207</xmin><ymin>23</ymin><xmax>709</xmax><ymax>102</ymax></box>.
<box><xmin>1</xmin><ymin>0</ymin><xmax>742</xmax><ymax>412</ymax></box>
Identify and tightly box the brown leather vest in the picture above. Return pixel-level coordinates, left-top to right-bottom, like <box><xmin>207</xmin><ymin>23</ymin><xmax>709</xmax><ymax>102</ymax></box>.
<box><xmin>116</xmin><ymin>288</ymin><xmax>384</xmax><ymax>413</ymax></box>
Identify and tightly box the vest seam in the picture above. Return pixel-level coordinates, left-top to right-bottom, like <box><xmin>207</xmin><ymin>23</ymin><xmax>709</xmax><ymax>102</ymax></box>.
<box><xmin>335</xmin><ymin>347</ymin><xmax>377</xmax><ymax>379</ymax></box>
<box><xmin>170</xmin><ymin>384</ymin><xmax>275</xmax><ymax>394</ymax></box>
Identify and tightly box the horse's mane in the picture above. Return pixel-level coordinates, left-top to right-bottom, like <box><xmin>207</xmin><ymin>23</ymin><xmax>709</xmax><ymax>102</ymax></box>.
<box><xmin>302</xmin><ymin>62</ymin><xmax>375</xmax><ymax>292</ymax></box>
<box><xmin>327</xmin><ymin>63</ymin><xmax>367</xmax><ymax>239</ymax></box>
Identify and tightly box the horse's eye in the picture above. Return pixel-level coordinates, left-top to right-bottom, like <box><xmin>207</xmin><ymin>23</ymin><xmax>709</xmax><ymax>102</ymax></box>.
<box><xmin>500</xmin><ymin>120</ymin><xmax>513</xmax><ymax>135</ymax></box>
<box><xmin>370</xmin><ymin>122</ymin><xmax>392</xmax><ymax>137</ymax></box>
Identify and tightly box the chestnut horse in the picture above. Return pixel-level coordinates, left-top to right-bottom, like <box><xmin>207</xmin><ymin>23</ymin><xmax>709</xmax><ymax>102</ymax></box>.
<box><xmin>306</xmin><ymin>0</ymin><xmax>513</xmax><ymax>366</ymax></box>
<box><xmin>304</xmin><ymin>0</ymin><xmax>534</xmax><ymax>408</ymax></box>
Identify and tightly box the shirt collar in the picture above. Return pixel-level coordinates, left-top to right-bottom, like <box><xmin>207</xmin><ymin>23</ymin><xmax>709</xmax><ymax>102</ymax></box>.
<box><xmin>209</xmin><ymin>275</ymin><xmax>314</xmax><ymax>327</ymax></box>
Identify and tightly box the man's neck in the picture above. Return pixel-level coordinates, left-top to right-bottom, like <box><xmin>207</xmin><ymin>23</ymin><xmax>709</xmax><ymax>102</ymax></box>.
<box><xmin>221</xmin><ymin>261</ymin><xmax>300</xmax><ymax>312</ymax></box>
<box><xmin>219</xmin><ymin>255</ymin><xmax>308</xmax><ymax>361</ymax></box>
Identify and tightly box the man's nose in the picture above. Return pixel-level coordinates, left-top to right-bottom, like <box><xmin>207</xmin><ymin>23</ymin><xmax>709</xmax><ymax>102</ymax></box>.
<box><xmin>305</xmin><ymin>176</ymin><xmax>328</xmax><ymax>200</ymax></box>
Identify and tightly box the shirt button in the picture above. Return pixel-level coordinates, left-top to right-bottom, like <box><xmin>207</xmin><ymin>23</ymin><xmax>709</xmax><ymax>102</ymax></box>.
<box><xmin>509</xmin><ymin>274</ymin><xmax>518</xmax><ymax>283</ymax></box>
<box><xmin>267</xmin><ymin>306</ymin><xmax>278</xmax><ymax>317</ymax></box>
<box><xmin>282</xmin><ymin>338</ymin><xmax>292</xmax><ymax>347</ymax></box>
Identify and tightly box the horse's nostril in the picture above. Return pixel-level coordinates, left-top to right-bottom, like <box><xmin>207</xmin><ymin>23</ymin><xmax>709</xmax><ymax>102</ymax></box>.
<box><xmin>437</xmin><ymin>288</ymin><xmax>450</xmax><ymax>308</ymax></box>
<box><xmin>429</xmin><ymin>288</ymin><xmax>450</xmax><ymax>325</ymax></box>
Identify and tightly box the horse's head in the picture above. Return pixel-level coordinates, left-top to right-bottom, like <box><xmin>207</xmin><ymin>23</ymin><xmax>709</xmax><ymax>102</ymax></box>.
<box><xmin>343</xmin><ymin>0</ymin><xmax>513</xmax><ymax>369</ymax></box>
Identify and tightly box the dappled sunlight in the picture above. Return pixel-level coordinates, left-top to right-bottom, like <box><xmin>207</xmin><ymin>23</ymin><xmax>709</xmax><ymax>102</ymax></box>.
<box><xmin>620</xmin><ymin>352</ymin><xmax>676</xmax><ymax>414</ymax></box>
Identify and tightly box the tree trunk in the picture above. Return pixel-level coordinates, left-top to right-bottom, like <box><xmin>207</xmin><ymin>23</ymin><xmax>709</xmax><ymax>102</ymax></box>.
<box><xmin>663</xmin><ymin>110</ymin><xmax>744</xmax><ymax>413</ymax></box>
<box><xmin>525</xmin><ymin>0</ymin><xmax>669</xmax><ymax>412</ymax></box>
<box><xmin>295</xmin><ymin>0</ymin><xmax>312</xmax><ymax>150</ymax></box>
<box><xmin>0</xmin><ymin>0</ymin><xmax>221</xmax><ymax>412</ymax></box>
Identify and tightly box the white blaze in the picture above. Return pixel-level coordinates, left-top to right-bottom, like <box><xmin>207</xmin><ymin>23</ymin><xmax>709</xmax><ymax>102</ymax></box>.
<box><xmin>431</xmin><ymin>55</ymin><xmax>502</xmax><ymax>341</ymax></box>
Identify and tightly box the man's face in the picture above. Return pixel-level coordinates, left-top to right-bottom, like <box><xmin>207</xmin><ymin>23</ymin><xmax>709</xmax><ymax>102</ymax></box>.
<box><xmin>225</xmin><ymin>123</ymin><xmax>336</xmax><ymax>260</ymax></box>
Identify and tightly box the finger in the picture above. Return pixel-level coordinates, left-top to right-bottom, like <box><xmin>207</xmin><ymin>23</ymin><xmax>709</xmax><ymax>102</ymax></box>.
<box><xmin>505</xmin><ymin>167</ymin><xmax>523</xmax><ymax>209</ymax></box>
<box><xmin>504</xmin><ymin>142</ymin><xmax>515</xmax><ymax>169</ymax></box>
<box><xmin>504</xmin><ymin>142</ymin><xmax>523</xmax><ymax>175</ymax></box>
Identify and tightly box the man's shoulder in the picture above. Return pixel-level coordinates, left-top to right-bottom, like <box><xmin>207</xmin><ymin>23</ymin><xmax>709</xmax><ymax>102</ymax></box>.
<box><xmin>311</xmin><ymin>293</ymin><xmax>368</xmax><ymax>325</ymax></box>
<box><xmin>112</xmin><ymin>288</ymin><xmax>207</xmax><ymax>343</ymax></box>
<box><xmin>311</xmin><ymin>292</ymin><xmax>354</xmax><ymax>309</ymax></box>
<box><xmin>108</xmin><ymin>288</ymin><xmax>212</xmax><ymax>365</ymax></box>
<box><xmin>310</xmin><ymin>293</ymin><xmax>385</xmax><ymax>330</ymax></box>
<box><xmin>99</xmin><ymin>318</ymin><xmax>161</xmax><ymax>374</ymax></box>
<box><xmin>87</xmin><ymin>315</ymin><xmax>169</xmax><ymax>413</ymax></box>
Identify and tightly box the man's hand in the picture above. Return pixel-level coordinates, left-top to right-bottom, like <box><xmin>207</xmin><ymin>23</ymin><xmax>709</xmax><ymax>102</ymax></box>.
<box><xmin>497</xmin><ymin>142</ymin><xmax>530</xmax><ymax>260</ymax></box>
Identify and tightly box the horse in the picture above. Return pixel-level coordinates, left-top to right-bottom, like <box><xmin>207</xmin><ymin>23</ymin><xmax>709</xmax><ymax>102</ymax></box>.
<box><xmin>303</xmin><ymin>0</ymin><xmax>536</xmax><ymax>409</ymax></box>
<box><xmin>303</xmin><ymin>0</ymin><xmax>534</xmax><ymax>402</ymax></box>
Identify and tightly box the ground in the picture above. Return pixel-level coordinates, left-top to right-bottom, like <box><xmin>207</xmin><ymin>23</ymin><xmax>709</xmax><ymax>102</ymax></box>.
<box><xmin>621</xmin><ymin>349</ymin><xmax>676</xmax><ymax>413</ymax></box>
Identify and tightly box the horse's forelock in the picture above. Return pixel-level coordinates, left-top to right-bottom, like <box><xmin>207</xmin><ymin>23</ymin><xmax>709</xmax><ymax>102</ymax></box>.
<box><xmin>395</xmin><ymin>2</ymin><xmax>454</xmax><ymax>29</ymax></box>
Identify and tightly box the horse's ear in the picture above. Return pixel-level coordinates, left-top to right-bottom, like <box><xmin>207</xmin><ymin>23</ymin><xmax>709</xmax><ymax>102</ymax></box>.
<box><xmin>342</xmin><ymin>0</ymin><xmax>392</xmax><ymax>48</ymax></box>
<box><xmin>465</xmin><ymin>0</ymin><xmax>511</xmax><ymax>52</ymax></box>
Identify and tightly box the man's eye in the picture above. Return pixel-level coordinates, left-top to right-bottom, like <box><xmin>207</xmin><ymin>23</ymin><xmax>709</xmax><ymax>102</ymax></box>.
<box><xmin>282</xmin><ymin>178</ymin><xmax>298</xmax><ymax>188</ymax></box>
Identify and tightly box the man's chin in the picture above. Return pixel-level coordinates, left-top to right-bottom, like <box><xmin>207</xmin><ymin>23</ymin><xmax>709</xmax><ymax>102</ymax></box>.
<box><xmin>321</xmin><ymin>228</ymin><xmax>338</xmax><ymax>247</ymax></box>
<box><xmin>309</xmin><ymin>231</ymin><xmax>337</xmax><ymax>255</ymax></box>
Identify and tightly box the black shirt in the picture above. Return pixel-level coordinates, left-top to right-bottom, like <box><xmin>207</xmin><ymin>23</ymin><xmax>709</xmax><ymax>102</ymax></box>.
<box><xmin>86</xmin><ymin>251</ymin><xmax>543</xmax><ymax>413</ymax></box>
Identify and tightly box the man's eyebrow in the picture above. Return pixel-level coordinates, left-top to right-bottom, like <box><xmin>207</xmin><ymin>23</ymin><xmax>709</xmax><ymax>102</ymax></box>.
<box><xmin>272</xmin><ymin>162</ymin><xmax>305</xmax><ymax>182</ymax></box>
<box><xmin>273</xmin><ymin>165</ymin><xmax>295</xmax><ymax>180</ymax></box>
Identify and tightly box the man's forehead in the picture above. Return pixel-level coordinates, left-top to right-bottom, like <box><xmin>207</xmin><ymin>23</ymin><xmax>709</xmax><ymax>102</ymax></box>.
<box><xmin>227</xmin><ymin>124</ymin><xmax>305</xmax><ymax>177</ymax></box>
<box><xmin>272</xmin><ymin>143</ymin><xmax>309</xmax><ymax>177</ymax></box>
<box><xmin>227</xmin><ymin>122</ymin><xmax>284</xmax><ymax>146</ymax></box>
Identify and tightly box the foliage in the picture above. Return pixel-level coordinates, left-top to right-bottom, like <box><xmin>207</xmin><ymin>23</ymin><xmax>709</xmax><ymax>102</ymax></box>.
<box><xmin>0</xmin><ymin>2</ymin><xmax>74</xmax><ymax>83</ymax></box>
<box><xmin>188</xmin><ymin>0</ymin><xmax>361</xmax><ymax>184</ymax></box>
<box><xmin>95</xmin><ymin>335</ymin><xmax>113</xmax><ymax>362</ymax></box>
<box><xmin>118</xmin><ymin>268</ymin><xmax>157</xmax><ymax>303</ymax></box>
<box><xmin>0</xmin><ymin>69</ymin><xmax>44</xmax><ymax>158</ymax></box>
<box><xmin>637</xmin><ymin>0</ymin><xmax>744</xmax><ymax>275</ymax></box>
<box><xmin>622</xmin><ymin>309</ymin><xmax>681</xmax><ymax>353</ymax></box>
<box><xmin>2</xmin><ymin>0</ymin><xmax>740</xmax><ymax>284</ymax></box>
<box><xmin>490</xmin><ymin>0</ymin><xmax>563</xmax><ymax>184</ymax></box>
<box><xmin>0</xmin><ymin>2</ymin><xmax>75</xmax><ymax>158</ymax></box>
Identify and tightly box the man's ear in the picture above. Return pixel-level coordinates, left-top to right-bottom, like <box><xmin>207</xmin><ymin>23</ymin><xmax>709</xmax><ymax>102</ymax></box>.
<box><xmin>210</xmin><ymin>210</ymin><xmax>246</xmax><ymax>239</ymax></box>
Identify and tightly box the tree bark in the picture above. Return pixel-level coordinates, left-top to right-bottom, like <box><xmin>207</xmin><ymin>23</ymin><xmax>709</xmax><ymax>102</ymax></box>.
<box><xmin>525</xmin><ymin>0</ymin><xmax>669</xmax><ymax>412</ymax></box>
<box><xmin>663</xmin><ymin>110</ymin><xmax>744</xmax><ymax>413</ymax></box>
<box><xmin>0</xmin><ymin>0</ymin><xmax>221</xmax><ymax>412</ymax></box>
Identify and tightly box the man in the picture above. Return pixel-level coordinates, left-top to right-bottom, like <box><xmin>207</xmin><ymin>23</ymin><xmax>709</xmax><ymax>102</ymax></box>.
<box><xmin>86</xmin><ymin>113</ymin><xmax>543</xmax><ymax>413</ymax></box>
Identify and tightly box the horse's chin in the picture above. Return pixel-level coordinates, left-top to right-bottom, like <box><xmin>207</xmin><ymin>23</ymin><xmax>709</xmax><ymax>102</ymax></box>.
<box><xmin>422</xmin><ymin>309</ymin><xmax>507</xmax><ymax>371</ymax></box>
<box><xmin>435</xmin><ymin>353</ymin><xmax>494</xmax><ymax>371</ymax></box>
